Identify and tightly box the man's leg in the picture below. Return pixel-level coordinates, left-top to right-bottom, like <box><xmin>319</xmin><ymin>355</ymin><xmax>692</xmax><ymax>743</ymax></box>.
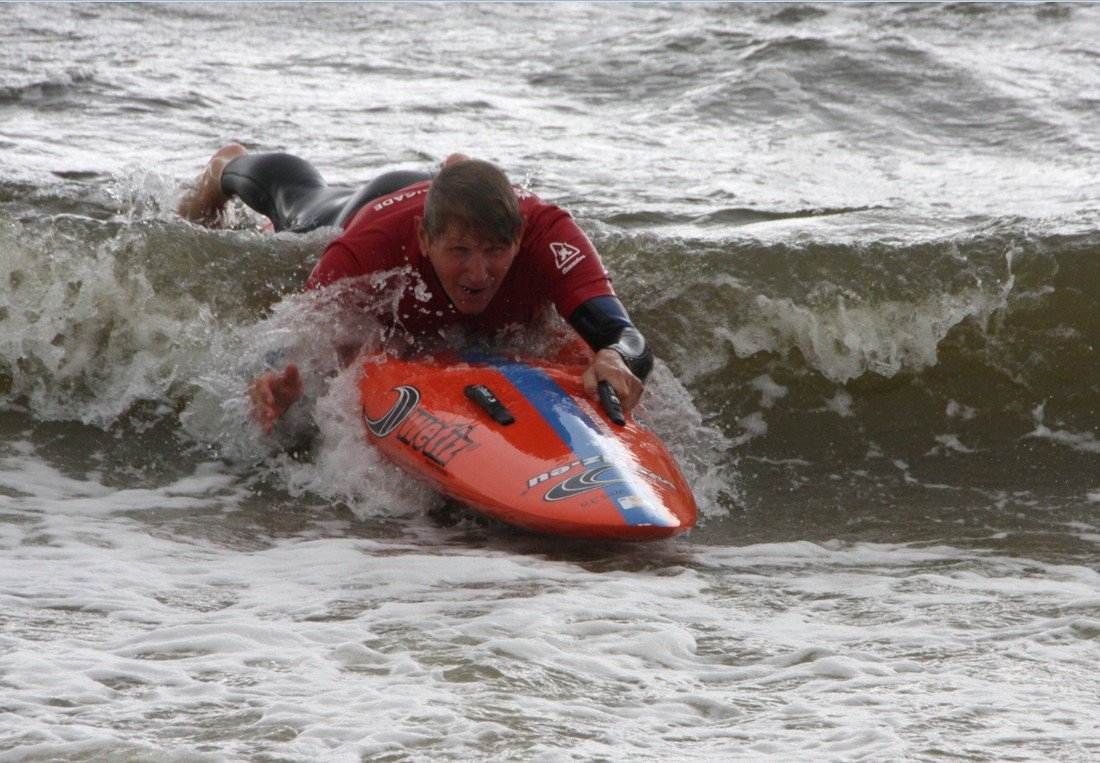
<box><xmin>178</xmin><ymin>147</ymin><xmax>353</xmax><ymax>232</ymax></box>
<box><xmin>178</xmin><ymin>147</ymin><xmax>452</xmax><ymax>232</ymax></box>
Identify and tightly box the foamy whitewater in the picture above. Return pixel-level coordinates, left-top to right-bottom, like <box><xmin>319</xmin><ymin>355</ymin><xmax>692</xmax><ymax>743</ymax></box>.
<box><xmin>1</xmin><ymin>3</ymin><xmax>1098</xmax><ymax>761</ymax></box>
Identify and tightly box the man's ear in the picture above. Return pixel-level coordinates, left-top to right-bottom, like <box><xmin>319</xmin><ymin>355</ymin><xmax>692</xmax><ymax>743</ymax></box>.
<box><xmin>415</xmin><ymin>216</ymin><xmax>429</xmax><ymax>256</ymax></box>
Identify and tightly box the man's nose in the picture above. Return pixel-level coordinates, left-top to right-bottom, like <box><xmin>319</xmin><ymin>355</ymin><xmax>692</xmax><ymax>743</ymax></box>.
<box><xmin>466</xmin><ymin>254</ymin><xmax>491</xmax><ymax>283</ymax></box>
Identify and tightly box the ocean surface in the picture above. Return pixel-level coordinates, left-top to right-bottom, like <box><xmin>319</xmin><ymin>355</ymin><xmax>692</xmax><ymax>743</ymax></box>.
<box><xmin>2</xmin><ymin>3</ymin><xmax>1098</xmax><ymax>760</ymax></box>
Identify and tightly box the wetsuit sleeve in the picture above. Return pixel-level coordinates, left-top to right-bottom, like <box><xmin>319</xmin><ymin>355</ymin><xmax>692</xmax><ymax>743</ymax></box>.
<box><xmin>568</xmin><ymin>296</ymin><xmax>653</xmax><ymax>381</ymax></box>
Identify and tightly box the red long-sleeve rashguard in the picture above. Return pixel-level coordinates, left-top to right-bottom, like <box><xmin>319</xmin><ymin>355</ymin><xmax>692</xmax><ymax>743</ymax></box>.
<box><xmin>304</xmin><ymin>181</ymin><xmax>616</xmax><ymax>338</ymax></box>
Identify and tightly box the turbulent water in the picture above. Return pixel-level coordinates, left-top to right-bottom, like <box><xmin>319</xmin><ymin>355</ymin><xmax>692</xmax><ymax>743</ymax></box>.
<box><xmin>2</xmin><ymin>3</ymin><xmax>1098</xmax><ymax>760</ymax></box>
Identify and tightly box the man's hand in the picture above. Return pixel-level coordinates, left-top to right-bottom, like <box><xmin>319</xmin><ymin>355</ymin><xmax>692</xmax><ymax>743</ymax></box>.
<box><xmin>582</xmin><ymin>348</ymin><xmax>644</xmax><ymax>413</ymax></box>
<box><xmin>248</xmin><ymin>364</ymin><xmax>303</xmax><ymax>435</ymax></box>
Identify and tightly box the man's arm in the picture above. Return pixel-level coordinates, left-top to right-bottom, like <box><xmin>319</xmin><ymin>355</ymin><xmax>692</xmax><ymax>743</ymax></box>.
<box><xmin>569</xmin><ymin>295</ymin><xmax>652</xmax><ymax>411</ymax></box>
<box><xmin>522</xmin><ymin>199</ymin><xmax>651</xmax><ymax>411</ymax></box>
<box><xmin>568</xmin><ymin>295</ymin><xmax>653</xmax><ymax>380</ymax></box>
<box><xmin>304</xmin><ymin>240</ymin><xmax>364</xmax><ymax>291</ymax></box>
<box><xmin>247</xmin><ymin>236</ymin><xmax>375</xmax><ymax>433</ymax></box>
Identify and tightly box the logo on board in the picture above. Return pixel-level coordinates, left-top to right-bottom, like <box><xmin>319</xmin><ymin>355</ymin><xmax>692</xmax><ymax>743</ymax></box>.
<box><xmin>363</xmin><ymin>385</ymin><xmax>476</xmax><ymax>467</ymax></box>
<box><xmin>543</xmin><ymin>463</ymin><xmax>626</xmax><ymax>501</ymax></box>
<box><xmin>550</xmin><ymin>242</ymin><xmax>585</xmax><ymax>274</ymax></box>
<box><xmin>364</xmin><ymin>385</ymin><xmax>420</xmax><ymax>437</ymax></box>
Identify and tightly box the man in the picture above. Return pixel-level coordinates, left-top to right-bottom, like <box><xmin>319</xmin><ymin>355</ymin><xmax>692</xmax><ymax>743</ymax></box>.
<box><xmin>179</xmin><ymin>145</ymin><xmax>652</xmax><ymax>434</ymax></box>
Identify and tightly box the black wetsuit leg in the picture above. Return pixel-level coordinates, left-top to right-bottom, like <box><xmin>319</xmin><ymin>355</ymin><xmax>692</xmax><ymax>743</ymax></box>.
<box><xmin>220</xmin><ymin>153</ymin><xmax>432</xmax><ymax>233</ymax></box>
<box><xmin>220</xmin><ymin>153</ymin><xmax>350</xmax><ymax>232</ymax></box>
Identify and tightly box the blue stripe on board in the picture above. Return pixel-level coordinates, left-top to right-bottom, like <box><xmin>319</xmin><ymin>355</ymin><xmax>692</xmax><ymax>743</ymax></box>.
<box><xmin>464</xmin><ymin>351</ymin><xmax>671</xmax><ymax>527</ymax></box>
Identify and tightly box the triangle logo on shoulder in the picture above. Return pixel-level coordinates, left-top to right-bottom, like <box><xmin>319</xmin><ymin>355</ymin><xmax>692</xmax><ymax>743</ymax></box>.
<box><xmin>550</xmin><ymin>242</ymin><xmax>584</xmax><ymax>274</ymax></box>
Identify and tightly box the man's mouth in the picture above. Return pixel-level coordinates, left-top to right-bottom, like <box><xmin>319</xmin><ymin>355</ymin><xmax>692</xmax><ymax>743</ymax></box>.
<box><xmin>451</xmin><ymin>283</ymin><xmax>494</xmax><ymax>313</ymax></box>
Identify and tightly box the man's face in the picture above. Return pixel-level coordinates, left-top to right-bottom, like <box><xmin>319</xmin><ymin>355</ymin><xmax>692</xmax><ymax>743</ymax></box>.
<box><xmin>417</xmin><ymin>221</ymin><xmax>521</xmax><ymax>314</ymax></box>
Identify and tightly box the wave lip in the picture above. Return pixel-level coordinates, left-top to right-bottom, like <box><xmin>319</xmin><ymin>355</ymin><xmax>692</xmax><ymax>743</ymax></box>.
<box><xmin>0</xmin><ymin>65</ymin><xmax>99</xmax><ymax>106</ymax></box>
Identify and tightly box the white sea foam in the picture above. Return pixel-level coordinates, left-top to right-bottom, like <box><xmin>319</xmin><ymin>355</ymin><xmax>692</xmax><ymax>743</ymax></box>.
<box><xmin>1026</xmin><ymin>403</ymin><xmax>1100</xmax><ymax>454</ymax></box>
<box><xmin>634</xmin><ymin>360</ymin><xmax>738</xmax><ymax>518</ymax></box>
<box><xmin>749</xmin><ymin>374</ymin><xmax>788</xmax><ymax>409</ymax></box>
<box><xmin>282</xmin><ymin>358</ymin><xmax>440</xmax><ymax>518</ymax></box>
<box><xmin>4</xmin><ymin>481</ymin><xmax>1098</xmax><ymax>761</ymax></box>
<box><xmin>946</xmin><ymin>399</ymin><xmax>977</xmax><ymax>421</ymax></box>
<box><xmin>0</xmin><ymin>219</ymin><xmax>191</xmax><ymax>424</ymax></box>
<box><xmin>719</xmin><ymin>283</ymin><xmax>1011</xmax><ymax>384</ymax></box>
<box><xmin>820</xmin><ymin>388</ymin><xmax>854</xmax><ymax>418</ymax></box>
<box><xmin>929</xmin><ymin>433</ymin><xmax>979</xmax><ymax>455</ymax></box>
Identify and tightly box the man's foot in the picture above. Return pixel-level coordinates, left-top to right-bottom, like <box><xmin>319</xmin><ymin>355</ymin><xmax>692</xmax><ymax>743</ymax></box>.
<box><xmin>441</xmin><ymin>152</ymin><xmax>471</xmax><ymax>168</ymax></box>
<box><xmin>177</xmin><ymin>144</ymin><xmax>248</xmax><ymax>226</ymax></box>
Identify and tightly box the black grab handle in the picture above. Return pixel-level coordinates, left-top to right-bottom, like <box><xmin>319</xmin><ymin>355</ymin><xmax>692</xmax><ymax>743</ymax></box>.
<box><xmin>465</xmin><ymin>384</ymin><xmax>515</xmax><ymax>425</ymax></box>
<box><xmin>598</xmin><ymin>381</ymin><xmax>626</xmax><ymax>426</ymax></box>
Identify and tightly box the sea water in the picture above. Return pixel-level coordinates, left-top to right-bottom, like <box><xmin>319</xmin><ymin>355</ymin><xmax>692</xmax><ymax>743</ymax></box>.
<box><xmin>1</xmin><ymin>3</ymin><xmax>1098</xmax><ymax>760</ymax></box>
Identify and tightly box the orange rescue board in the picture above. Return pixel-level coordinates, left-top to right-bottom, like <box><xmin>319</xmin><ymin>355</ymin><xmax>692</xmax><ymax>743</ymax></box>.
<box><xmin>359</xmin><ymin>350</ymin><xmax>697</xmax><ymax>541</ymax></box>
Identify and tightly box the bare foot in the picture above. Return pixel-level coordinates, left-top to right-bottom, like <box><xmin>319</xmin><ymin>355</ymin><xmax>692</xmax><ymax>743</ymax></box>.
<box><xmin>177</xmin><ymin>144</ymin><xmax>248</xmax><ymax>226</ymax></box>
<box><xmin>441</xmin><ymin>152</ymin><xmax>471</xmax><ymax>168</ymax></box>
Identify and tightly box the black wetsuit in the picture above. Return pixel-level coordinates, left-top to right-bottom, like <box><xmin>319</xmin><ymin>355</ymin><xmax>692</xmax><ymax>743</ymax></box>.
<box><xmin>221</xmin><ymin>153</ymin><xmax>432</xmax><ymax>233</ymax></box>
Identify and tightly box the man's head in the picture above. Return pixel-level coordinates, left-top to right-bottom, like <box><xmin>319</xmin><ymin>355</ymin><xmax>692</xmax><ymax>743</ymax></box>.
<box><xmin>417</xmin><ymin>159</ymin><xmax>525</xmax><ymax>314</ymax></box>
<box><xmin>421</xmin><ymin>159</ymin><xmax>522</xmax><ymax>244</ymax></box>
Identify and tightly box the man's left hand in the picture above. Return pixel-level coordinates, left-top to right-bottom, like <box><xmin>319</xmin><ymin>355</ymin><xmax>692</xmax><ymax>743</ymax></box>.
<box><xmin>582</xmin><ymin>348</ymin><xmax>644</xmax><ymax>412</ymax></box>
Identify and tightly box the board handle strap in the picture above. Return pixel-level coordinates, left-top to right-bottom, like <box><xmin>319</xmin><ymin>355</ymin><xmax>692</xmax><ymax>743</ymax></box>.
<box><xmin>464</xmin><ymin>384</ymin><xmax>515</xmax><ymax>425</ymax></box>
<box><xmin>598</xmin><ymin>381</ymin><xmax>626</xmax><ymax>426</ymax></box>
